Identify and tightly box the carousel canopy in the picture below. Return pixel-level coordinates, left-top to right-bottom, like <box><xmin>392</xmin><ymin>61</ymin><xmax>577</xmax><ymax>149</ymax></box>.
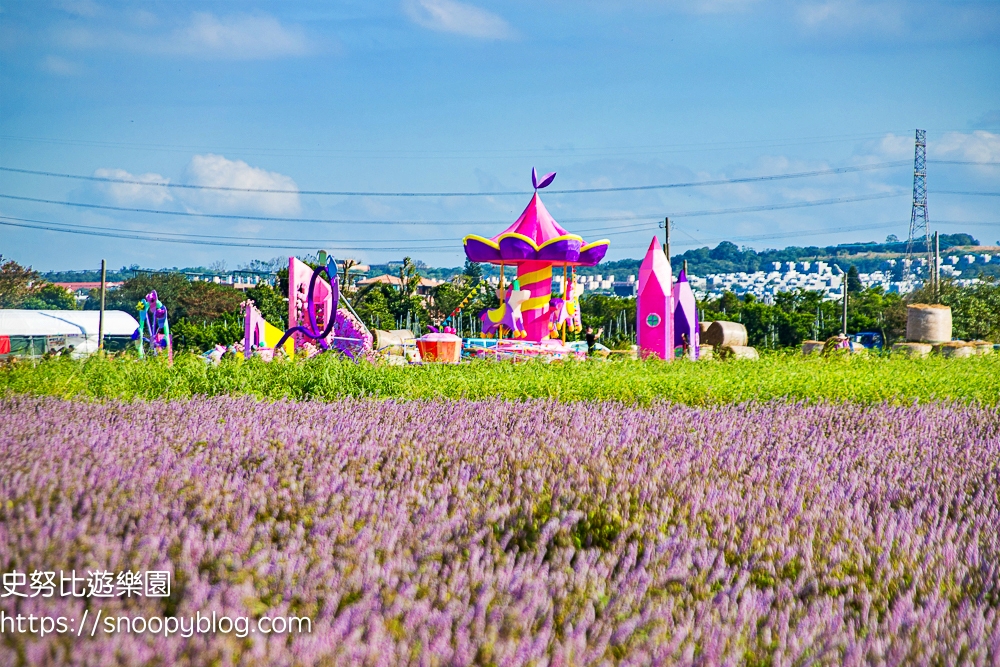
<box><xmin>463</xmin><ymin>171</ymin><xmax>610</xmax><ymax>266</ymax></box>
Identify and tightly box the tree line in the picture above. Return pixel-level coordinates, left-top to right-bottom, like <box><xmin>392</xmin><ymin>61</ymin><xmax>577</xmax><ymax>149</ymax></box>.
<box><xmin>3</xmin><ymin>254</ymin><xmax>998</xmax><ymax>353</ymax></box>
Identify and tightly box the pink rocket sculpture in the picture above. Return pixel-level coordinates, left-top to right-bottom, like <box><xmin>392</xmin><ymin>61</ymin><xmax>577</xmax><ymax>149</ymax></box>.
<box><xmin>637</xmin><ymin>237</ymin><xmax>673</xmax><ymax>360</ymax></box>
<box><xmin>672</xmin><ymin>267</ymin><xmax>699</xmax><ymax>359</ymax></box>
<box><xmin>463</xmin><ymin>169</ymin><xmax>610</xmax><ymax>342</ymax></box>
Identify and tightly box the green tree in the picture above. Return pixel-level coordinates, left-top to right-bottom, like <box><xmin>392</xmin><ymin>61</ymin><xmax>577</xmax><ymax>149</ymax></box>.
<box><xmin>0</xmin><ymin>257</ymin><xmax>40</xmax><ymax>307</ymax></box>
<box><xmin>169</xmin><ymin>312</ymin><xmax>244</xmax><ymax>353</ymax></box>
<box><xmin>909</xmin><ymin>277</ymin><xmax>1000</xmax><ymax>342</ymax></box>
<box><xmin>21</xmin><ymin>284</ymin><xmax>78</xmax><ymax>310</ymax></box>
<box><xmin>176</xmin><ymin>281</ymin><xmax>244</xmax><ymax>322</ymax></box>
<box><xmin>87</xmin><ymin>273</ymin><xmax>190</xmax><ymax>318</ymax></box>
<box><xmin>700</xmin><ymin>286</ymin><xmax>906</xmax><ymax>348</ymax></box>
<box><xmin>87</xmin><ymin>273</ymin><xmax>242</xmax><ymax>322</ymax></box>
<box><xmin>717</xmin><ymin>291</ymin><xmax>740</xmax><ymax>315</ymax></box>
<box><xmin>462</xmin><ymin>259</ymin><xmax>483</xmax><ymax>282</ymax></box>
<box><xmin>352</xmin><ymin>258</ymin><xmax>431</xmax><ymax>332</ymax></box>
<box><xmin>427</xmin><ymin>274</ymin><xmax>490</xmax><ymax>326</ymax></box>
<box><xmin>427</xmin><ymin>281</ymin><xmax>466</xmax><ymax>325</ymax></box>
<box><xmin>580</xmin><ymin>295</ymin><xmax>636</xmax><ymax>348</ymax></box>
<box><xmin>847</xmin><ymin>265</ymin><xmax>863</xmax><ymax>293</ymax></box>
<box><xmin>0</xmin><ymin>257</ymin><xmax>79</xmax><ymax>309</ymax></box>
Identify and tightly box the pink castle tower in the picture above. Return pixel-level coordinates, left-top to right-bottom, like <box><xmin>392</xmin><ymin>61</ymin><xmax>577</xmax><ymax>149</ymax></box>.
<box><xmin>637</xmin><ymin>237</ymin><xmax>673</xmax><ymax>360</ymax></box>
<box><xmin>672</xmin><ymin>267</ymin><xmax>700</xmax><ymax>359</ymax></box>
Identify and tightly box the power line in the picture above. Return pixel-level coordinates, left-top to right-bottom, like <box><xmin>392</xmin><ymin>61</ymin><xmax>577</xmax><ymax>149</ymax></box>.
<box><xmin>571</xmin><ymin>192</ymin><xmax>907</xmax><ymax>235</ymax></box>
<box><xmin>927</xmin><ymin>160</ymin><xmax>1000</xmax><ymax>166</ymax></box>
<box><xmin>0</xmin><ymin>189</ymin><xmax>911</xmax><ymax>231</ymax></box>
<box><xmin>936</xmin><ymin>190</ymin><xmax>1000</xmax><ymax>197</ymax></box>
<box><xmin>3</xmin><ymin>212</ymin><xmax>993</xmax><ymax>254</ymax></box>
<box><xmin>0</xmin><ymin>193</ymin><xmax>499</xmax><ymax>226</ymax></box>
<box><xmin>0</xmin><ymin>161</ymin><xmax>911</xmax><ymax>197</ymax></box>
<box><xmin>0</xmin><ymin>130</ymin><xmax>907</xmax><ymax>158</ymax></box>
<box><xmin>0</xmin><ymin>214</ymin><xmax>455</xmax><ymax>244</ymax></box>
<box><xmin>0</xmin><ymin>216</ymin><xmax>455</xmax><ymax>251</ymax></box>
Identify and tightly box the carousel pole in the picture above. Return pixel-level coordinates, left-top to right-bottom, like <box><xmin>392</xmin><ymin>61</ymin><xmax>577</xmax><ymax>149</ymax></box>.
<box><xmin>562</xmin><ymin>264</ymin><xmax>568</xmax><ymax>343</ymax></box>
<box><xmin>498</xmin><ymin>262</ymin><xmax>505</xmax><ymax>341</ymax></box>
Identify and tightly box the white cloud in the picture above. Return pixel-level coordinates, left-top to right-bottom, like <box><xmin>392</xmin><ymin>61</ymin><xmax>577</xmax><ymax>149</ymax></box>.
<box><xmin>182</xmin><ymin>154</ymin><xmax>301</xmax><ymax>216</ymax></box>
<box><xmin>40</xmin><ymin>54</ymin><xmax>82</xmax><ymax>76</ymax></box>
<box><xmin>51</xmin><ymin>11</ymin><xmax>310</xmax><ymax>60</ymax></box>
<box><xmin>933</xmin><ymin>131</ymin><xmax>1000</xmax><ymax>163</ymax></box>
<box><xmin>93</xmin><ymin>168</ymin><xmax>173</xmax><ymax>206</ymax></box>
<box><xmin>403</xmin><ymin>0</ymin><xmax>515</xmax><ymax>39</ymax></box>
<box><xmin>869</xmin><ymin>133</ymin><xmax>914</xmax><ymax>161</ymax></box>
<box><xmin>579</xmin><ymin>0</ymin><xmax>759</xmax><ymax>14</ymax></box>
<box><xmin>55</xmin><ymin>0</ymin><xmax>101</xmax><ymax>18</ymax></box>
<box><xmin>796</xmin><ymin>0</ymin><xmax>906</xmax><ymax>34</ymax></box>
<box><xmin>171</xmin><ymin>12</ymin><xmax>309</xmax><ymax>59</ymax></box>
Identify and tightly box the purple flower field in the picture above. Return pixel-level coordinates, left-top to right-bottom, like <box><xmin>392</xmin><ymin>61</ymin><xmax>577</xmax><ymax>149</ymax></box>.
<box><xmin>2</xmin><ymin>396</ymin><xmax>999</xmax><ymax>666</ymax></box>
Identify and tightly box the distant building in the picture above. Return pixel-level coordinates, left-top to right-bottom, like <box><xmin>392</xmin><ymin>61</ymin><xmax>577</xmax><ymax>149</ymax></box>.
<box><xmin>357</xmin><ymin>274</ymin><xmax>444</xmax><ymax>297</ymax></box>
<box><xmin>54</xmin><ymin>282</ymin><xmax>124</xmax><ymax>305</ymax></box>
<box><xmin>613</xmin><ymin>282</ymin><xmax>636</xmax><ymax>297</ymax></box>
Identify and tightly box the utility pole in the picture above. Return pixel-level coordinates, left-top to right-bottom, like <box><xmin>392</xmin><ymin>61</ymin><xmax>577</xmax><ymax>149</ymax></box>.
<box><xmin>841</xmin><ymin>272</ymin><xmax>848</xmax><ymax>336</ymax></box>
<box><xmin>933</xmin><ymin>231</ymin><xmax>940</xmax><ymax>302</ymax></box>
<box><xmin>658</xmin><ymin>217</ymin><xmax>671</xmax><ymax>261</ymax></box>
<box><xmin>98</xmin><ymin>259</ymin><xmax>107</xmax><ymax>352</ymax></box>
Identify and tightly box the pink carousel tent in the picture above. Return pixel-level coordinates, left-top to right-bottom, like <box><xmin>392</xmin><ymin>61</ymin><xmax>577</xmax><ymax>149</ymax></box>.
<box><xmin>462</xmin><ymin>171</ymin><xmax>609</xmax><ymax>267</ymax></box>
<box><xmin>462</xmin><ymin>170</ymin><xmax>610</xmax><ymax>341</ymax></box>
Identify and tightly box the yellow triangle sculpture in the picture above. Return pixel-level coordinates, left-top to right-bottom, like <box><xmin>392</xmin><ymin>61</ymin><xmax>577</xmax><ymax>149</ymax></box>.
<box><xmin>264</xmin><ymin>320</ymin><xmax>295</xmax><ymax>359</ymax></box>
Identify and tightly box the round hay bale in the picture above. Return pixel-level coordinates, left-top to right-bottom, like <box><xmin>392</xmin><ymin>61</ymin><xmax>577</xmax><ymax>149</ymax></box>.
<box><xmin>969</xmin><ymin>341</ymin><xmax>994</xmax><ymax>355</ymax></box>
<box><xmin>906</xmin><ymin>304</ymin><xmax>952</xmax><ymax>343</ymax></box>
<box><xmin>698</xmin><ymin>321</ymin><xmax>712</xmax><ymax>337</ymax></box>
<box><xmin>704</xmin><ymin>321</ymin><xmax>748</xmax><ymax>347</ymax></box>
<box><xmin>891</xmin><ymin>342</ymin><xmax>932</xmax><ymax>358</ymax></box>
<box><xmin>375</xmin><ymin>329</ymin><xmax>416</xmax><ymax>356</ymax></box>
<box><xmin>698</xmin><ymin>346</ymin><xmax>714</xmax><ymax>361</ymax></box>
<box><xmin>801</xmin><ymin>340</ymin><xmax>825</xmax><ymax>355</ymax></box>
<box><xmin>718</xmin><ymin>345</ymin><xmax>758</xmax><ymax>360</ymax></box>
<box><xmin>934</xmin><ymin>342</ymin><xmax>975</xmax><ymax>358</ymax></box>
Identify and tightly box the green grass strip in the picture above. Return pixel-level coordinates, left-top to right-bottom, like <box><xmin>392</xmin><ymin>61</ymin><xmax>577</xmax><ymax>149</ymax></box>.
<box><xmin>2</xmin><ymin>352</ymin><xmax>999</xmax><ymax>405</ymax></box>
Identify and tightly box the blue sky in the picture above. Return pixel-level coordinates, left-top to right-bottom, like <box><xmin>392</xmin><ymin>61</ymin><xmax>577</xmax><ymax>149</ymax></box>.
<box><xmin>1</xmin><ymin>0</ymin><xmax>998</xmax><ymax>271</ymax></box>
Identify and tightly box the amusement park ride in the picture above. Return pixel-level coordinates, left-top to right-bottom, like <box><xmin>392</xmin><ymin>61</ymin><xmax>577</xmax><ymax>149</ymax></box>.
<box><xmin>139</xmin><ymin>169</ymin><xmax>699</xmax><ymax>364</ymax></box>
<box><xmin>455</xmin><ymin>169</ymin><xmax>606</xmax><ymax>359</ymax></box>
<box><xmin>462</xmin><ymin>168</ymin><xmax>699</xmax><ymax>360</ymax></box>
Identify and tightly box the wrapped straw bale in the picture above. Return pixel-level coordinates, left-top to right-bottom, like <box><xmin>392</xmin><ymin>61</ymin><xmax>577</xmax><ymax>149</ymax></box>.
<box><xmin>699</xmin><ymin>321</ymin><xmax>712</xmax><ymax>338</ymax></box>
<box><xmin>801</xmin><ymin>340</ymin><xmax>824</xmax><ymax>355</ymax></box>
<box><xmin>906</xmin><ymin>304</ymin><xmax>952</xmax><ymax>343</ymax></box>
<box><xmin>970</xmin><ymin>341</ymin><xmax>994</xmax><ymax>355</ymax></box>
<box><xmin>375</xmin><ymin>329</ymin><xmax>416</xmax><ymax>357</ymax></box>
<box><xmin>892</xmin><ymin>342</ymin><xmax>932</xmax><ymax>358</ymax></box>
<box><xmin>718</xmin><ymin>345</ymin><xmax>759</xmax><ymax>360</ymax></box>
<box><xmin>934</xmin><ymin>342</ymin><xmax>975</xmax><ymax>359</ymax></box>
<box><xmin>704</xmin><ymin>321</ymin><xmax>748</xmax><ymax>347</ymax></box>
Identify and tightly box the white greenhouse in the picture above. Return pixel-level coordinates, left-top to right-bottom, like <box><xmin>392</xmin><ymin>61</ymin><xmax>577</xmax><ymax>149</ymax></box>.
<box><xmin>0</xmin><ymin>309</ymin><xmax>139</xmax><ymax>359</ymax></box>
